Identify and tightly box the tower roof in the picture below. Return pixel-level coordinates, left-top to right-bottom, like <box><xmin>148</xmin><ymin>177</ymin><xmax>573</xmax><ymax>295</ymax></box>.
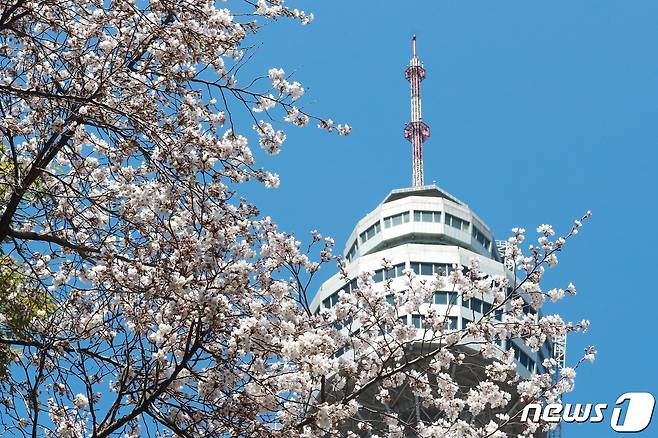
<box><xmin>382</xmin><ymin>184</ymin><xmax>466</xmax><ymax>206</ymax></box>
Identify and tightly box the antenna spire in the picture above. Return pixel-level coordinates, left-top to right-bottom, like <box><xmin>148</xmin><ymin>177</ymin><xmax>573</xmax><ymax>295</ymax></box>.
<box><xmin>404</xmin><ymin>35</ymin><xmax>430</xmax><ymax>187</ymax></box>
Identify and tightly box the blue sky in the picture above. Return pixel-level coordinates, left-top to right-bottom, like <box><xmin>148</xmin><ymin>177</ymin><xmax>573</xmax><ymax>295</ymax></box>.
<box><xmin>240</xmin><ymin>1</ymin><xmax>658</xmax><ymax>436</ymax></box>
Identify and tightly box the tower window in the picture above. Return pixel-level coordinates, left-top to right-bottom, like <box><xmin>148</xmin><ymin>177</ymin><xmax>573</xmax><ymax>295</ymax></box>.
<box><xmin>463</xmin><ymin>297</ymin><xmax>483</xmax><ymax>313</ymax></box>
<box><xmin>346</xmin><ymin>241</ymin><xmax>358</xmax><ymax>262</ymax></box>
<box><xmin>383</xmin><ymin>211</ymin><xmax>410</xmax><ymax>228</ymax></box>
<box><xmin>360</xmin><ymin>221</ymin><xmax>381</xmax><ymax>243</ymax></box>
<box><xmin>472</xmin><ymin>226</ymin><xmax>491</xmax><ymax>249</ymax></box>
<box><xmin>410</xmin><ymin>262</ymin><xmax>454</xmax><ymax>276</ymax></box>
<box><xmin>433</xmin><ymin>291</ymin><xmax>458</xmax><ymax>305</ymax></box>
<box><xmin>510</xmin><ymin>341</ymin><xmax>536</xmax><ymax>372</ymax></box>
<box><xmin>445</xmin><ymin>213</ymin><xmax>469</xmax><ymax>232</ymax></box>
<box><xmin>413</xmin><ymin>210</ymin><xmax>441</xmax><ymax>223</ymax></box>
<box><xmin>385</xmin><ymin>263</ymin><xmax>406</xmax><ymax>280</ymax></box>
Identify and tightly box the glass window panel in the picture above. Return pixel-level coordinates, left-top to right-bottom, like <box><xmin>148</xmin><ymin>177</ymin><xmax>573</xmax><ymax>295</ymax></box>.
<box><xmin>410</xmin><ymin>262</ymin><xmax>420</xmax><ymax>274</ymax></box>
<box><xmin>520</xmin><ymin>353</ymin><xmax>529</xmax><ymax>368</ymax></box>
<box><xmin>412</xmin><ymin>315</ymin><xmax>422</xmax><ymax>328</ymax></box>
<box><xmin>462</xmin><ymin>298</ymin><xmax>471</xmax><ymax>309</ymax></box>
<box><xmin>434</xmin><ymin>263</ymin><xmax>449</xmax><ymax>275</ymax></box>
<box><xmin>445</xmin><ymin>213</ymin><xmax>469</xmax><ymax>231</ymax></box>
<box><xmin>449</xmin><ymin>317</ymin><xmax>458</xmax><ymax>330</ymax></box>
<box><xmin>483</xmin><ymin>301</ymin><xmax>492</xmax><ymax>314</ymax></box>
<box><xmin>420</xmin><ymin>263</ymin><xmax>433</xmax><ymax>275</ymax></box>
<box><xmin>414</xmin><ymin>211</ymin><xmax>421</xmax><ymax>221</ymax></box>
<box><xmin>347</xmin><ymin>242</ymin><xmax>358</xmax><ymax>262</ymax></box>
<box><xmin>398</xmin><ymin>315</ymin><xmax>407</xmax><ymax>325</ymax></box>
<box><xmin>434</xmin><ymin>292</ymin><xmax>447</xmax><ymax>304</ymax></box>
<box><xmin>462</xmin><ymin>318</ymin><xmax>471</xmax><ymax>330</ymax></box>
<box><xmin>373</xmin><ymin>269</ymin><xmax>383</xmax><ymax>282</ymax></box>
<box><xmin>386</xmin><ymin>295</ymin><xmax>394</xmax><ymax>305</ymax></box>
<box><xmin>448</xmin><ymin>292</ymin><xmax>457</xmax><ymax>305</ymax></box>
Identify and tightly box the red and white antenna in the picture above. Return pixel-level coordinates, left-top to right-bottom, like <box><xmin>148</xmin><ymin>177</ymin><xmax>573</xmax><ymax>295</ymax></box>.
<box><xmin>404</xmin><ymin>35</ymin><xmax>430</xmax><ymax>187</ymax></box>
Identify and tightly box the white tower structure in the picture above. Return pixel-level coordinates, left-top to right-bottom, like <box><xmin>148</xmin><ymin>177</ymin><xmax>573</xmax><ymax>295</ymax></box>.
<box><xmin>308</xmin><ymin>37</ymin><xmax>564</xmax><ymax>437</ymax></box>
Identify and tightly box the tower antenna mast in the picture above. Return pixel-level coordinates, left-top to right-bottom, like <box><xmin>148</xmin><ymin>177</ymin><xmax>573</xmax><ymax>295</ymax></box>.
<box><xmin>404</xmin><ymin>35</ymin><xmax>430</xmax><ymax>187</ymax></box>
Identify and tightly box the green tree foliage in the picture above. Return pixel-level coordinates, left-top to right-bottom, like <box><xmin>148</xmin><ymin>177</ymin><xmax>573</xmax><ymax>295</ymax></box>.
<box><xmin>0</xmin><ymin>148</ymin><xmax>53</xmax><ymax>378</ymax></box>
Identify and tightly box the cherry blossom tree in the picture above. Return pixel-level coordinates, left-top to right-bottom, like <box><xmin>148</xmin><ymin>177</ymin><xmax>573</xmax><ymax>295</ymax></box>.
<box><xmin>0</xmin><ymin>1</ymin><xmax>593</xmax><ymax>437</ymax></box>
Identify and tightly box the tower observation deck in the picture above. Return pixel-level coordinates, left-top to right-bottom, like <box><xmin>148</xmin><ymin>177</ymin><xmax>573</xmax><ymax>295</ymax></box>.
<box><xmin>309</xmin><ymin>37</ymin><xmax>563</xmax><ymax>437</ymax></box>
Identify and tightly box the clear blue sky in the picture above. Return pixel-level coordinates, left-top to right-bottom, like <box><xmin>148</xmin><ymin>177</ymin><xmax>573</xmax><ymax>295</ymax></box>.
<box><xmin>240</xmin><ymin>1</ymin><xmax>658</xmax><ymax>436</ymax></box>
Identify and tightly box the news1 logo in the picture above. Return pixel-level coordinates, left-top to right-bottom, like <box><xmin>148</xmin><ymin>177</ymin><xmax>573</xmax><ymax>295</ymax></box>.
<box><xmin>521</xmin><ymin>392</ymin><xmax>656</xmax><ymax>432</ymax></box>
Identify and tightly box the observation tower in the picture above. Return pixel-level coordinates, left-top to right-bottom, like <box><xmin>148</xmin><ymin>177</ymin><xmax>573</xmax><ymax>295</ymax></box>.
<box><xmin>309</xmin><ymin>37</ymin><xmax>564</xmax><ymax>437</ymax></box>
